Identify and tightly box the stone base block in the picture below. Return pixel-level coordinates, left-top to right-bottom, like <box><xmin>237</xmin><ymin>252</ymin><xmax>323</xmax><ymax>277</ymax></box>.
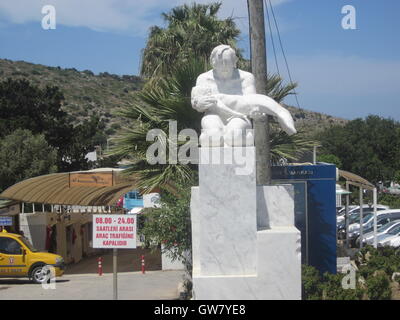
<box><xmin>192</xmin><ymin>227</ymin><xmax>302</xmax><ymax>300</ymax></box>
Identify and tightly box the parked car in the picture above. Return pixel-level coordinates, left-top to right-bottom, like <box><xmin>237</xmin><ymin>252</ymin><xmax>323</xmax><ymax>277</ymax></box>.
<box><xmin>342</xmin><ymin>210</ymin><xmax>400</xmax><ymax>244</ymax></box>
<box><xmin>357</xmin><ymin>220</ymin><xmax>400</xmax><ymax>246</ymax></box>
<box><xmin>349</xmin><ymin>210</ymin><xmax>400</xmax><ymax>231</ymax></box>
<box><xmin>387</xmin><ymin>235</ymin><xmax>400</xmax><ymax>247</ymax></box>
<box><xmin>0</xmin><ymin>230</ymin><xmax>65</xmax><ymax>283</ymax></box>
<box><xmin>337</xmin><ymin>205</ymin><xmax>389</xmax><ymax>224</ymax></box>
<box><xmin>337</xmin><ymin>209</ymin><xmax>383</xmax><ymax>239</ymax></box>
<box><xmin>378</xmin><ymin>226</ymin><xmax>400</xmax><ymax>247</ymax></box>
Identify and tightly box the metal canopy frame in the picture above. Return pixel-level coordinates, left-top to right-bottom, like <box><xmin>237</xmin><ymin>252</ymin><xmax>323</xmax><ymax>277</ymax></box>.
<box><xmin>0</xmin><ymin>169</ymin><xmax>138</xmax><ymax>207</ymax></box>
<box><xmin>338</xmin><ymin>170</ymin><xmax>378</xmax><ymax>249</ymax></box>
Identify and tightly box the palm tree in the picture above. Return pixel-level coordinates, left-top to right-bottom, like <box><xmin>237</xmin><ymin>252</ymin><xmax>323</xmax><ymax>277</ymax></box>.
<box><xmin>110</xmin><ymin>59</ymin><xmax>317</xmax><ymax>192</ymax></box>
<box><xmin>140</xmin><ymin>2</ymin><xmax>242</xmax><ymax>78</ymax></box>
<box><xmin>112</xmin><ymin>59</ymin><xmax>205</xmax><ymax>192</ymax></box>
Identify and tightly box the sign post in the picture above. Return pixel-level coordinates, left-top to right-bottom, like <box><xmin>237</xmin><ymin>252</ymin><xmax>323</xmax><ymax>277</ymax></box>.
<box><xmin>92</xmin><ymin>214</ymin><xmax>137</xmax><ymax>300</ymax></box>
<box><xmin>113</xmin><ymin>248</ymin><xmax>118</xmax><ymax>300</ymax></box>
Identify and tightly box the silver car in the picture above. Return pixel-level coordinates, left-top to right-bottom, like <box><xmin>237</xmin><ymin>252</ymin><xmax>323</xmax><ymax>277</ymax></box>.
<box><xmin>348</xmin><ymin>210</ymin><xmax>400</xmax><ymax>235</ymax></box>
<box><xmin>378</xmin><ymin>225</ymin><xmax>400</xmax><ymax>247</ymax></box>
<box><xmin>361</xmin><ymin>220</ymin><xmax>400</xmax><ymax>245</ymax></box>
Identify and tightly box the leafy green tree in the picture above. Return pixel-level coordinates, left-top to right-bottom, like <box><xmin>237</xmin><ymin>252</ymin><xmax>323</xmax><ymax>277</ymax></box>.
<box><xmin>394</xmin><ymin>170</ymin><xmax>400</xmax><ymax>184</ymax></box>
<box><xmin>58</xmin><ymin>115</ymin><xmax>106</xmax><ymax>172</ymax></box>
<box><xmin>317</xmin><ymin>154</ymin><xmax>342</xmax><ymax>168</ymax></box>
<box><xmin>365</xmin><ymin>272</ymin><xmax>392</xmax><ymax>300</ymax></box>
<box><xmin>0</xmin><ymin>78</ymin><xmax>106</xmax><ymax>172</ymax></box>
<box><xmin>141</xmin><ymin>2</ymin><xmax>242</xmax><ymax>77</ymax></box>
<box><xmin>302</xmin><ymin>264</ymin><xmax>365</xmax><ymax>300</ymax></box>
<box><xmin>378</xmin><ymin>193</ymin><xmax>400</xmax><ymax>209</ymax></box>
<box><xmin>302</xmin><ymin>264</ymin><xmax>323</xmax><ymax>300</ymax></box>
<box><xmin>139</xmin><ymin>176</ymin><xmax>193</xmax><ymax>263</ymax></box>
<box><xmin>0</xmin><ymin>129</ymin><xmax>57</xmax><ymax>192</ymax></box>
<box><xmin>357</xmin><ymin>245</ymin><xmax>400</xmax><ymax>279</ymax></box>
<box><xmin>321</xmin><ymin>272</ymin><xmax>364</xmax><ymax>300</ymax></box>
<box><xmin>112</xmin><ymin>59</ymin><xmax>204</xmax><ymax>192</ymax></box>
<box><xmin>0</xmin><ymin>78</ymin><xmax>69</xmax><ymax>142</ymax></box>
<box><xmin>270</xmin><ymin>128</ymin><xmax>318</xmax><ymax>164</ymax></box>
<box><xmin>318</xmin><ymin>116</ymin><xmax>400</xmax><ymax>183</ymax></box>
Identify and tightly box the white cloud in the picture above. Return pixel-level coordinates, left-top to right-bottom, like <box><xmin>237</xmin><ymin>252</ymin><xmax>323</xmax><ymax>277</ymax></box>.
<box><xmin>0</xmin><ymin>0</ymin><xmax>167</xmax><ymax>35</ymax></box>
<box><xmin>0</xmin><ymin>0</ymin><xmax>291</xmax><ymax>36</ymax></box>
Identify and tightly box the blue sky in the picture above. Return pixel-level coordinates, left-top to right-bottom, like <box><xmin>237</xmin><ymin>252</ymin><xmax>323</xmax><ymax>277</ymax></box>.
<box><xmin>0</xmin><ymin>0</ymin><xmax>399</xmax><ymax>121</ymax></box>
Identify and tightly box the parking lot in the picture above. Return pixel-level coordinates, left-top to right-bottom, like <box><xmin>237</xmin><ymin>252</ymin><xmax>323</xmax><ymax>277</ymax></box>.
<box><xmin>0</xmin><ymin>270</ymin><xmax>185</xmax><ymax>300</ymax></box>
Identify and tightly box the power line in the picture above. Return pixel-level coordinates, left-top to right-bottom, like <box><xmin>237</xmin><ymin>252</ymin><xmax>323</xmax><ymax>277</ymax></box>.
<box><xmin>266</xmin><ymin>0</ymin><xmax>301</xmax><ymax>109</ymax></box>
<box><xmin>264</xmin><ymin>0</ymin><xmax>280</xmax><ymax>78</ymax></box>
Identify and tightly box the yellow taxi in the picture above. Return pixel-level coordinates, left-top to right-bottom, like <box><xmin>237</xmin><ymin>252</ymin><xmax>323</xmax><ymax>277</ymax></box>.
<box><xmin>0</xmin><ymin>230</ymin><xmax>65</xmax><ymax>284</ymax></box>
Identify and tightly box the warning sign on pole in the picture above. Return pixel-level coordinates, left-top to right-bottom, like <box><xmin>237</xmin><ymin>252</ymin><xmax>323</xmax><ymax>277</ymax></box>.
<box><xmin>92</xmin><ymin>214</ymin><xmax>136</xmax><ymax>249</ymax></box>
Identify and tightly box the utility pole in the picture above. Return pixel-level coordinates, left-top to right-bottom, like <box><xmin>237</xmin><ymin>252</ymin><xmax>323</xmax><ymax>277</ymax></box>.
<box><xmin>248</xmin><ymin>0</ymin><xmax>270</xmax><ymax>185</ymax></box>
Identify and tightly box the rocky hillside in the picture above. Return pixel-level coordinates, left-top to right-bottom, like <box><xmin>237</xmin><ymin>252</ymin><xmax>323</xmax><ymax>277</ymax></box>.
<box><xmin>0</xmin><ymin>58</ymin><xmax>347</xmax><ymax>138</ymax></box>
<box><xmin>0</xmin><ymin>59</ymin><xmax>142</xmax><ymax>136</ymax></box>
<box><xmin>286</xmin><ymin>105</ymin><xmax>348</xmax><ymax>137</ymax></box>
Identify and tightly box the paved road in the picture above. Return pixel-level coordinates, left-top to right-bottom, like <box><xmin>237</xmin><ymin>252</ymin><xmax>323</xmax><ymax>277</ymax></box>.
<box><xmin>0</xmin><ymin>270</ymin><xmax>185</xmax><ymax>300</ymax></box>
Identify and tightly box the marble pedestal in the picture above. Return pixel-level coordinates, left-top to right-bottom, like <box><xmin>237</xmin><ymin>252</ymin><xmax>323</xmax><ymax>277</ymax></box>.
<box><xmin>191</xmin><ymin>147</ymin><xmax>301</xmax><ymax>300</ymax></box>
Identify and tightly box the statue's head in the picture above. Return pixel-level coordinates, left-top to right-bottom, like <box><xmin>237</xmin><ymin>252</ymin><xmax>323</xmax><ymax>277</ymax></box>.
<box><xmin>210</xmin><ymin>45</ymin><xmax>238</xmax><ymax>79</ymax></box>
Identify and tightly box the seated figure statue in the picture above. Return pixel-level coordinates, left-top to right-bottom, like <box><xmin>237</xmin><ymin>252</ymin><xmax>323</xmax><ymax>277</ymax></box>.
<box><xmin>191</xmin><ymin>44</ymin><xmax>297</xmax><ymax>147</ymax></box>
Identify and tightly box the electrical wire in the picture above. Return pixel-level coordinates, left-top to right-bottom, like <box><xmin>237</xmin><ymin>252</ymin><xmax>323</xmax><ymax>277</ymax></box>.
<box><xmin>266</xmin><ymin>0</ymin><xmax>301</xmax><ymax>109</ymax></box>
<box><xmin>264</xmin><ymin>0</ymin><xmax>281</xmax><ymax>78</ymax></box>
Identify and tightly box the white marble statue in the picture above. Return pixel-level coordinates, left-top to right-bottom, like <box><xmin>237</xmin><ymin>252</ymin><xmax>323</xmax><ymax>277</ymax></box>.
<box><xmin>191</xmin><ymin>44</ymin><xmax>297</xmax><ymax>147</ymax></box>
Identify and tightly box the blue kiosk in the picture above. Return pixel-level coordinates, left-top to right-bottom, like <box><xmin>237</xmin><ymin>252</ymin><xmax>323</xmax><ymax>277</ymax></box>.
<box><xmin>271</xmin><ymin>164</ymin><xmax>337</xmax><ymax>274</ymax></box>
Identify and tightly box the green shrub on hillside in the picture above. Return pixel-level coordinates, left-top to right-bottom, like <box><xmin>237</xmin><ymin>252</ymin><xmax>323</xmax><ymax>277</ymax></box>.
<box><xmin>302</xmin><ymin>265</ymin><xmax>365</xmax><ymax>300</ymax></box>
<box><xmin>366</xmin><ymin>271</ymin><xmax>392</xmax><ymax>300</ymax></box>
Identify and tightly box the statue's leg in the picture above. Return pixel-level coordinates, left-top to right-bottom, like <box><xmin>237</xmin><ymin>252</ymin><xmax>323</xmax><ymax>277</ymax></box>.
<box><xmin>252</xmin><ymin>95</ymin><xmax>297</xmax><ymax>136</ymax></box>
<box><xmin>200</xmin><ymin>115</ymin><xmax>224</xmax><ymax>147</ymax></box>
<box><xmin>224</xmin><ymin>118</ymin><xmax>253</xmax><ymax>147</ymax></box>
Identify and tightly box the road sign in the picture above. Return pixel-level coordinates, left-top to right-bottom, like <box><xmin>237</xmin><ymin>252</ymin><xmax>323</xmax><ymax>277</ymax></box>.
<box><xmin>92</xmin><ymin>214</ymin><xmax>136</xmax><ymax>249</ymax></box>
<box><xmin>0</xmin><ymin>216</ymin><xmax>12</xmax><ymax>226</ymax></box>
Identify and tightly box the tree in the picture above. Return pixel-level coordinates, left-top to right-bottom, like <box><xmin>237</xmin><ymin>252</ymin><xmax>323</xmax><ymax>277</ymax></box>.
<box><xmin>0</xmin><ymin>78</ymin><xmax>106</xmax><ymax>172</ymax></box>
<box><xmin>0</xmin><ymin>78</ymin><xmax>70</xmax><ymax>144</ymax></box>
<box><xmin>317</xmin><ymin>154</ymin><xmax>342</xmax><ymax>168</ymax></box>
<box><xmin>318</xmin><ymin>116</ymin><xmax>400</xmax><ymax>183</ymax></box>
<box><xmin>140</xmin><ymin>2</ymin><xmax>242</xmax><ymax>77</ymax></box>
<box><xmin>57</xmin><ymin>115</ymin><xmax>107</xmax><ymax>172</ymax></box>
<box><xmin>139</xmin><ymin>176</ymin><xmax>193</xmax><ymax>263</ymax></box>
<box><xmin>0</xmin><ymin>129</ymin><xmax>57</xmax><ymax>192</ymax></box>
<box><xmin>112</xmin><ymin>59</ymin><xmax>204</xmax><ymax>192</ymax></box>
<box><xmin>394</xmin><ymin>170</ymin><xmax>400</xmax><ymax>184</ymax></box>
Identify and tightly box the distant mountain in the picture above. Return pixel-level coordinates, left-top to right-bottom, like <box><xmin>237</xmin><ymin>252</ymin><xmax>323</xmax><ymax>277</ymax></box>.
<box><xmin>0</xmin><ymin>58</ymin><xmax>347</xmax><ymax>139</ymax></box>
